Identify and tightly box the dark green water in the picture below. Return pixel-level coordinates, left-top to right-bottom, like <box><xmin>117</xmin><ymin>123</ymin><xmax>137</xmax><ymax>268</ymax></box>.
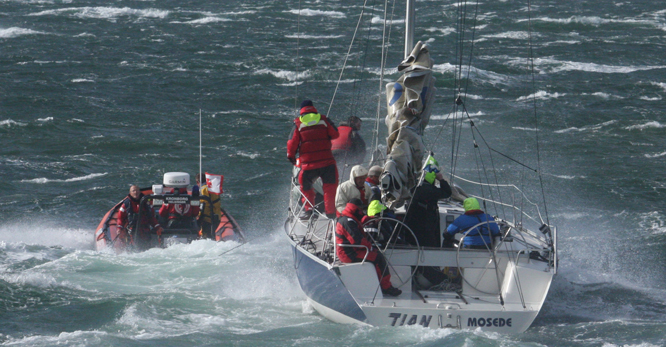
<box><xmin>1</xmin><ymin>0</ymin><xmax>665</xmax><ymax>345</ymax></box>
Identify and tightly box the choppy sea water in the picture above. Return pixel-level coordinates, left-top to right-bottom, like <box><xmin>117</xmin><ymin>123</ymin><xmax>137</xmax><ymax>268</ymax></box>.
<box><xmin>1</xmin><ymin>0</ymin><xmax>665</xmax><ymax>345</ymax></box>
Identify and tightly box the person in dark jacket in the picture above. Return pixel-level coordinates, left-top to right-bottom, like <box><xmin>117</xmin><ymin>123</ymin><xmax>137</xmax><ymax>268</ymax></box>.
<box><xmin>287</xmin><ymin>100</ymin><xmax>340</xmax><ymax>219</ymax></box>
<box><xmin>444</xmin><ymin>197</ymin><xmax>500</xmax><ymax>249</ymax></box>
<box><xmin>403</xmin><ymin>157</ymin><xmax>452</xmax><ymax>248</ymax></box>
<box><xmin>117</xmin><ymin>185</ymin><xmax>162</xmax><ymax>246</ymax></box>
<box><xmin>332</xmin><ymin>116</ymin><xmax>366</xmax><ymax>179</ymax></box>
<box><xmin>335</xmin><ymin>199</ymin><xmax>402</xmax><ymax>297</ymax></box>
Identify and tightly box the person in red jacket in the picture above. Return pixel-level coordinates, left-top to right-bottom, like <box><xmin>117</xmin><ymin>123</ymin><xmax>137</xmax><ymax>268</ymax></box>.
<box><xmin>331</xmin><ymin>116</ymin><xmax>366</xmax><ymax>180</ymax></box>
<box><xmin>335</xmin><ymin>198</ymin><xmax>402</xmax><ymax>297</ymax></box>
<box><xmin>117</xmin><ymin>185</ymin><xmax>162</xmax><ymax>246</ymax></box>
<box><xmin>158</xmin><ymin>187</ymin><xmax>200</xmax><ymax>229</ymax></box>
<box><xmin>287</xmin><ymin>100</ymin><xmax>340</xmax><ymax>219</ymax></box>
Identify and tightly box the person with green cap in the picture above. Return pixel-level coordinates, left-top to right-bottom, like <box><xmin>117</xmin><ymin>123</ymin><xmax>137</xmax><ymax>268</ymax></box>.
<box><xmin>403</xmin><ymin>156</ymin><xmax>452</xmax><ymax>248</ymax></box>
<box><xmin>444</xmin><ymin>197</ymin><xmax>500</xmax><ymax>249</ymax></box>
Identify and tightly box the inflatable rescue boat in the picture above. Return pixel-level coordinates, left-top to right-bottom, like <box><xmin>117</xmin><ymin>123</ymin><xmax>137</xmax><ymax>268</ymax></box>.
<box><xmin>95</xmin><ymin>172</ymin><xmax>244</xmax><ymax>252</ymax></box>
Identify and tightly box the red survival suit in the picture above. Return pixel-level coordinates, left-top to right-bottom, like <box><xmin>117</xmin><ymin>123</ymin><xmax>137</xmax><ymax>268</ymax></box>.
<box><xmin>287</xmin><ymin>104</ymin><xmax>339</xmax><ymax>215</ymax></box>
<box><xmin>335</xmin><ymin>202</ymin><xmax>392</xmax><ymax>291</ymax></box>
<box><xmin>158</xmin><ymin>188</ymin><xmax>200</xmax><ymax>229</ymax></box>
<box><xmin>117</xmin><ymin>193</ymin><xmax>161</xmax><ymax>243</ymax></box>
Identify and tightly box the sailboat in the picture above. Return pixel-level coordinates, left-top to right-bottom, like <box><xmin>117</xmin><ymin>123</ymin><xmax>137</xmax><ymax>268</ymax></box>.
<box><xmin>285</xmin><ymin>0</ymin><xmax>557</xmax><ymax>333</ymax></box>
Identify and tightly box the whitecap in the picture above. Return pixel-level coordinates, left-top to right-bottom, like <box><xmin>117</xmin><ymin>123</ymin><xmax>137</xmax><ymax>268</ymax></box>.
<box><xmin>254</xmin><ymin>68</ymin><xmax>311</xmax><ymax>81</ymax></box>
<box><xmin>0</xmin><ymin>119</ymin><xmax>27</xmax><ymax>127</ymax></box>
<box><xmin>554</xmin><ymin>120</ymin><xmax>617</xmax><ymax>133</ymax></box>
<box><xmin>172</xmin><ymin>17</ymin><xmax>231</xmax><ymax>25</ymax></box>
<box><xmin>650</xmin><ymin>81</ymin><xmax>666</xmax><ymax>92</ymax></box>
<box><xmin>516</xmin><ymin>90</ymin><xmax>565</xmax><ymax>101</ymax></box>
<box><xmin>71</xmin><ymin>78</ymin><xmax>95</xmax><ymax>83</ymax></box>
<box><xmin>639</xmin><ymin>95</ymin><xmax>662</xmax><ymax>101</ymax></box>
<box><xmin>526</xmin><ymin>15</ymin><xmax>655</xmax><ymax>27</ymax></box>
<box><xmin>37</xmin><ymin>117</ymin><xmax>54</xmax><ymax>122</ymax></box>
<box><xmin>0</xmin><ymin>27</ymin><xmax>46</xmax><ymax>38</ymax></box>
<box><xmin>512</xmin><ymin>127</ymin><xmax>539</xmax><ymax>131</ymax></box>
<box><xmin>29</xmin><ymin>6</ymin><xmax>170</xmax><ymax>20</ymax></box>
<box><xmin>425</xmin><ymin>27</ymin><xmax>456</xmax><ymax>36</ymax></box>
<box><xmin>370</xmin><ymin>16</ymin><xmax>404</xmax><ymax>25</ymax></box>
<box><xmin>482</xmin><ymin>31</ymin><xmax>533</xmax><ymax>40</ymax></box>
<box><xmin>286</xmin><ymin>9</ymin><xmax>345</xmax><ymax>19</ymax></box>
<box><xmin>22</xmin><ymin>173</ymin><xmax>108</xmax><ymax>184</ymax></box>
<box><xmin>624</xmin><ymin>121</ymin><xmax>666</xmax><ymax>131</ymax></box>
<box><xmin>284</xmin><ymin>34</ymin><xmax>344</xmax><ymax>39</ymax></box>
<box><xmin>535</xmin><ymin>57</ymin><xmax>665</xmax><ymax>74</ymax></box>
<box><xmin>645</xmin><ymin>151</ymin><xmax>666</xmax><ymax>159</ymax></box>
<box><xmin>430</xmin><ymin>110</ymin><xmax>485</xmax><ymax>121</ymax></box>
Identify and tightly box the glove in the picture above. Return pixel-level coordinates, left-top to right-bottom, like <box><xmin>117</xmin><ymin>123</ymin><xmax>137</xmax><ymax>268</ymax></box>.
<box><xmin>288</xmin><ymin>156</ymin><xmax>297</xmax><ymax>165</ymax></box>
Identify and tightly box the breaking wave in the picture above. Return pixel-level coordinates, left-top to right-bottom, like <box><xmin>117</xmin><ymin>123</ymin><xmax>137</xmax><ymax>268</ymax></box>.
<box><xmin>22</xmin><ymin>173</ymin><xmax>108</xmax><ymax>184</ymax></box>
<box><xmin>286</xmin><ymin>9</ymin><xmax>345</xmax><ymax>19</ymax></box>
<box><xmin>0</xmin><ymin>27</ymin><xmax>46</xmax><ymax>38</ymax></box>
<box><xmin>624</xmin><ymin>121</ymin><xmax>666</xmax><ymax>131</ymax></box>
<box><xmin>29</xmin><ymin>7</ymin><xmax>170</xmax><ymax>20</ymax></box>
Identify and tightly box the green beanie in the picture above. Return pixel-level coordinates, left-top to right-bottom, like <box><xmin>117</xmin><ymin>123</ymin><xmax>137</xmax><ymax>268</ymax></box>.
<box><xmin>463</xmin><ymin>197</ymin><xmax>480</xmax><ymax>211</ymax></box>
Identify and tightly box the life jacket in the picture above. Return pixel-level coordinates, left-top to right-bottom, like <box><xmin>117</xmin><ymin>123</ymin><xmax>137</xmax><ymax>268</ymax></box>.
<box><xmin>199</xmin><ymin>186</ymin><xmax>221</xmax><ymax>224</ymax></box>
<box><xmin>118</xmin><ymin>195</ymin><xmax>157</xmax><ymax>232</ymax></box>
<box><xmin>331</xmin><ymin>125</ymin><xmax>353</xmax><ymax>151</ymax></box>
<box><xmin>288</xmin><ymin>113</ymin><xmax>338</xmax><ymax>170</ymax></box>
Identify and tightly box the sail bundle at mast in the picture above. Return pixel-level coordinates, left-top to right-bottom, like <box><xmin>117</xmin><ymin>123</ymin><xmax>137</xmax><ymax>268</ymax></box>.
<box><xmin>381</xmin><ymin>41</ymin><xmax>436</xmax><ymax>209</ymax></box>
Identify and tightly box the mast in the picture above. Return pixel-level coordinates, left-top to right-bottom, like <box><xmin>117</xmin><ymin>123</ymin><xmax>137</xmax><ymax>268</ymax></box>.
<box><xmin>404</xmin><ymin>0</ymin><xmax>415</xmax><ymax>57</ymax></box>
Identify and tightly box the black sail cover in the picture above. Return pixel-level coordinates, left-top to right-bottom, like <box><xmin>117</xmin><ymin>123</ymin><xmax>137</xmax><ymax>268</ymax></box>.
<box><xmin>381</xmin><ymin>42</ymin><xmax>436</xmax><ymax>209</ymax></box>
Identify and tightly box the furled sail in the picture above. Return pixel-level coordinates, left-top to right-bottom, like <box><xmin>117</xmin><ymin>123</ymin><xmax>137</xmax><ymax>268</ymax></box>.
<box><xmin>381</xmin><ymin>42</ymin><xmax>436</xmax><ymax>209</ymax></box>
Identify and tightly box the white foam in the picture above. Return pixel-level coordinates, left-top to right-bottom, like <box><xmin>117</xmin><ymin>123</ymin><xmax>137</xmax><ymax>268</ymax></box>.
<box><xmin>286</xmin><ymin>9</ymin><xmax>345</xmax><ymax>19</ymax></box>
<box><xmin>650</xmin><ymin>81</ymin><xmax>666</xmax><ymax>92</ymax></box>
<box><xmin>535</xmin><ymin>57</ymin><xmax>666</xmax><ymax>74</ymax></box>
<box><xmin>29</xmin><ymin>7</ymin><xmax>170</xmax><ymax>20</ymax></box>
<box><xmin>527</xmin><ymin>15</ymin><xmax>655</xmax><ymax>27</ymax></box>
<box><xmin>425</xmin><ymin>27</ymin><xmax>456</xmax><ymax>36</ymax></box>
<box><xmin>645</xmin><ymin>151</ymin><xmax>666</xmax><ymax>159</ymax></box>
<box><xmin>284</xmin><ymin>34</ymin><xmax>344</xmax><ymax>39</ymax></box>
<box><xmin>516</xmin><ymin>90</ymin><xmax>565</xmax><ymax>101</ymax></box>
<box><xmin>0</xmin><ymin>27</ymin><xmax>46</xmax><ymax>38</ymax></box>
<box><xmin>37</xmin><ymin>117</ymin><xmax>54</xmax><ymax>122</ymax></box>
<box><xmin>512</xmin><ymin>127</ymin><xmax>539</xmax><ymax>131</ymax></box>
<box><xmin>255</xmin><ymin>68</ymin><xmax>311</xmax><ymax>81</ymax></box>
<box><xmin>0</xmin><ymin>119</ymin><xmax>27</xmax><ymax>127</ymax></box>
<box><xmin>370</xmin><ymin>16</ymin><xmax>404</xmax><ymax>25</ymax></box>
<box><xmin>22</xmin><ymin>172</ymin><xmax>108</xmax><ymax>184</ymax></box>
<box><xmin>639</xmin><ymin>96</ymin><xmax>662</xmax><ymax>101</ymax></box>
<box><xmin>624</xmin><ymin>121</ymin><xmax>666</xmax><ymax>131</ymax></box>
<box><xmin>555</xmin><ymin>120</ymin><xmax>617</xmax><ymax>133</ymax></box>
<box><xmin>482</xmin><ymin>31</ymin><xmax>533</xmax><ymax>40</ymax></box>
<box><xmin>71</xmin><ymin>78</ymin><xmax>95</xmax><ymax>83</ymax></box>
<box><xmin>172</xmin><ymin>17</ymin><xmax>231</xmax><ymax>25</ymax></box>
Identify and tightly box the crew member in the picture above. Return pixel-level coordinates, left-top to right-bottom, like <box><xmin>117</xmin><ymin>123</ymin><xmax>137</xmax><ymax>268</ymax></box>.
<box><xmin>117</xmin><ymin>185</ymin><xmax>162</xmax><ymax>247</ymax></box>
<box><xmin>196</xmin><ymin>173</ymin><xmax>221</xmax><ymax>239</ymax></box>
<box><xmin>158</xmin><ymin>187</ymin><xmax>200</xmax><ymax>229</ymax></box>
<box><xmin>335</xmin><ymin>199</ymin><xmax>402</xmax><ymax>297</ymax></box>
<box><xmin>287</xmin><ymin>99</ymin><xmax>340</xmax><ymax>219</ymax></box>
<box><xmin>335</xmin><ymin>165</ymin><xmax>370</xmax><ymax>215</ymax></box>
<box><xmin>403</xmin><ymin>157</ymin><xmax>452</xmax><ymax>248</ymax></box>
<box><xmin>332</xmin><ymin>116</ymin><xmax>366</xmax><ymax>179</ymax></box>
<box><xmin>444</xmin><ymin>197</ymin><xmax>501</xmax><ymax>249</ymax></box>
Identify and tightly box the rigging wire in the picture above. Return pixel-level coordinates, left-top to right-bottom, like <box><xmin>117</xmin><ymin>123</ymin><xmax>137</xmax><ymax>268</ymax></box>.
<box><xmin>527</xmin><ymin>0</ymin><xmax>550</xmax><ymax>227</ymax></box>
<box><xmin>294</xmin><ymin>0</ymin><xmax>302</xmax><ymax>110</ymax></box>
<box><xmin>327</xmin><ymin>0</ymin><xmax>372</xmax><ymax>118</ymax></box>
